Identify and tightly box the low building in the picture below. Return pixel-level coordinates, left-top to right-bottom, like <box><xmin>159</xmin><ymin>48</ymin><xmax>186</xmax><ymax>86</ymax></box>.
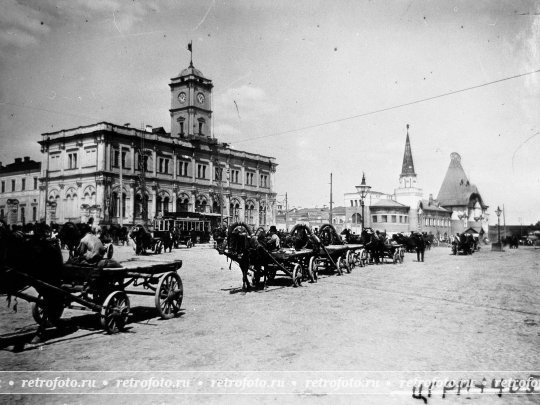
<box><xmin>0</xmin><ymin>157</ymin><xmax>41</xmax><ymax>226</ymax></box>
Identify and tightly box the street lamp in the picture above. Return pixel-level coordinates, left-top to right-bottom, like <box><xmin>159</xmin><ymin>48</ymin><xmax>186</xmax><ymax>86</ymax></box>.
<box><xmin>355</xmin><ymin>173</ymin><xmax>371</xmax><ymax>231</ymax></box>
<box><xmin>495</xmin><ymin>206</ymin><xmax>502</xmax><ymax>246</ymax></box>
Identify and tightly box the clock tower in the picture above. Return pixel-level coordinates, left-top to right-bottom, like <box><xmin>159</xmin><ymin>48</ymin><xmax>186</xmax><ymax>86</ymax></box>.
<box><xmin>169</xmin><ymin>60</ymin><xmax>213</xmax><ymax>139</ymax></box>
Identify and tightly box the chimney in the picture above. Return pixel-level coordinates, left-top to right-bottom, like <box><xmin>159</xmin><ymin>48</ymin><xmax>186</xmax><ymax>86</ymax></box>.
<box><xmin>145</xmin><ymin>125</ymin><xmax>153</xmax><ymax>133</ymax></box>
<box><xmin>24</xmin><ymin>156</ymin><xmax>30</xmax><ymax>162</ymax></box>
<box><xmin>429</xmin><ymin>194</ymin><xmax>433</xmax><ymax>205</ymax></box>
<box><xmin>14</xmin><ymin>158</ymin><xmax>22</xmax><ymax>164</ymax></box>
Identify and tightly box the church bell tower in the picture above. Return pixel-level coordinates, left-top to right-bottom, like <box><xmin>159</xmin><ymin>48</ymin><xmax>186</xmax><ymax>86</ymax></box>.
<box><xmin>169</xmin><ymin>43</ymin><xmax>213</xmax><ymax>138</ymax></box>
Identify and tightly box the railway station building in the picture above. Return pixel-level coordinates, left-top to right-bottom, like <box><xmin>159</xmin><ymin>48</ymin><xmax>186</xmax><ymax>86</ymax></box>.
<box><xmin>344</xmin><ymin>126</ymin><xmax>477</xmax><ymax>238</ymax></box>
<box><xmin>27</xmin><ymin>58</ymin><xmax>278</xmax><ymax>229</ymax></box>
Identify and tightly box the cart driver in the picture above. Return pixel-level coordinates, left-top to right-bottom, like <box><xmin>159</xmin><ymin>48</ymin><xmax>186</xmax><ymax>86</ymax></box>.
<box><xmin>76</xmin><ymin>224</ymin><xmax>106</xmax><ymax>264</ymax></box>
<box><xmin>266</xmin><ymin>225</ymin><xmax>281</xmax><ymax>251</ymax></box>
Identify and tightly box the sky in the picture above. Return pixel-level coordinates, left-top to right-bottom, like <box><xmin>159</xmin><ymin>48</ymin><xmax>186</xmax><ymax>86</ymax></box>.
<box><xmin>0</xmin><ymin>0</ymin><xmax>539</xmax><ymax>225</ymax></box>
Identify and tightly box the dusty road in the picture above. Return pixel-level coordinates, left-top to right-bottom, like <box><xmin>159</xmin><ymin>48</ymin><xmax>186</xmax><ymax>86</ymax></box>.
<box><xmin>0</xmin><ymin>244</ymin><xmax>539</xmax><ymax>404</ymax></box>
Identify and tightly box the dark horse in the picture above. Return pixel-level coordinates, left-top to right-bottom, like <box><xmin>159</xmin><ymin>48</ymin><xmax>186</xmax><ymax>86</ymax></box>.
<box><xmin>129</xmin><ymin>225</ymin><xmax>155</xmax><ymax>255</ymax></box>
<box><xmin>0</xmin><ymin>221</ymin><xmax>64</xmax><ymax>329</ymax></box>
<box><xmin>359</xmin><ymin>228</ymin><xmax>385</xmax><ymax>264</ymax></box>
<box><xmin>58</xmin><ymin>222</ymin><xmax>83</xmax><ymax>257</ymax></box>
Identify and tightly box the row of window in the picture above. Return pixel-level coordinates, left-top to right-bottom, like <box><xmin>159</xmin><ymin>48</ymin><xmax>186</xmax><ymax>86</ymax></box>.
<box><xmin>1</xmin><ymin>178</ymin><xmax>38</xmax><ymax>193</ymax></box>
<box><xmin>50</xmin><ymin>149</ymin><xmax>271</xmax><ymax>187</ymax></box>
<box><xmin>423</xmin><ymin>217</ymin><xmax>451</xmax><ymax>227</ymax></box>
<box><xmin>372</xmin><ymin>214</ymin><xmax>409</xmax><ymax>224</ymax></box>
<box><xmin>0</xmin><ymin>206</ymin><xmax>38</xmax><ymax>222</ymax></box>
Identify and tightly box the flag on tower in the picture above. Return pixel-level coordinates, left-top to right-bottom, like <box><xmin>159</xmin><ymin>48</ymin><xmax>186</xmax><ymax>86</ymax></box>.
<box><xmin>187</xmin><ymin>41</ymin><xmax>192</xmax><ymax>52</ymax></box>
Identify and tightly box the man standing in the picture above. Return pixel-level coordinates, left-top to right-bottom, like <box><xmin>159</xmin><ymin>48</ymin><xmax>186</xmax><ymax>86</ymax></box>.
<box><xmin>413</xmin><ymin>232</ymin><xmax>426</xmax><ymax>262</ymax></box>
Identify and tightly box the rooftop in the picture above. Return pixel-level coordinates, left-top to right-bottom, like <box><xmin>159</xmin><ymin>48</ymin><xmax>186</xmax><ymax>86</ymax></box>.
<box><xmin>370</xmin><ymin>199</ymin><xmax>409</xmax><ymax>209</ymax></box>
<box><xmin>0</xmin><ymin>156</ymin><xmax>40</xmax><ymax>174</ymax></box>
<box><xmin>437</xmin><ymin>152</ymin><xmax>486</xmax><ymax>208</ymax></box>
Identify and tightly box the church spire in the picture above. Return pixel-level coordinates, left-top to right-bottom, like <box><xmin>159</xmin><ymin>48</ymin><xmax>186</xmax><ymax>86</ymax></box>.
<box><xmin>400</xmin><ymin>124</ymin><xmax>416</xmax><ymax>178</ymax></box>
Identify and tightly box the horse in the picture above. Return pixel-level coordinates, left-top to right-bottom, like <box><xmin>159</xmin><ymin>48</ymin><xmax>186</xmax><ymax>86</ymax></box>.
<box><xmin>58</xmin><ymin>222</ymin><xmax>83</xmax><ymax>257</ymax></box>
<box><xmin>0</xmin><ymin>220</ymin><xmax>65</xmax><ymax>329</ymax></box>
<box><xmin>358</xmin><ymin>228</ymin><xmax>385</xmax><ymax>264</ymax></box>
<box><xmin>160</xmin><ymin>231</ymin><xmax>174</xmax><ymax>253</ymax></box>
<box><xmin>129</xmin><ymin>225</ymin><xmax>155</xmax><ymax>255</ymax></box>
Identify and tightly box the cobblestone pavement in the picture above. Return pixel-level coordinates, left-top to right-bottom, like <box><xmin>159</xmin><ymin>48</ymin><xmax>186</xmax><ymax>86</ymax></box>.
<box><xmin>0</xmin><ymin>244</ymin><xmax>539</xmax><ymax>404</ymax></box>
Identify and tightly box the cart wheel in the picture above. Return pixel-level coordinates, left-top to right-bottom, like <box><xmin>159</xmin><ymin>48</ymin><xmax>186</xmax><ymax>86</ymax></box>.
<box><xmin>308</xmin><ymin>257</ymin><xmax>318</xmax><ymax>282</ymax></box>
<box><xmin>292</xmin><ymin>263</ymin><xmax>303</xmax><ymax>287</ymax></box>
<box><xmin>106</xmin><ymin>244</ymin><xmax>114</xmax><ymax>259</ymax></box>
<box><xmin>100</xmin><ymin>291</ymin><xmax>130</xmax><ymax>334</ymax></box>
<box><xmin>155</xmin><ymin>271</ymin><xmax>183</xmax><ymax>319</ymax></box>
<box><xmin>306</xmin><ymin>257</ymin><xmax>315</xmax><ymax>283</ymax></box>
<box><xmin>361</xmin><ymin>249</ymin><xmax>368</xmax><ymax>266</ymax></box>
<box><xmin>32</xmin><ymin>294</ymin><xmax>64</xmax><ymax>327</ymax></box>
<box><xmin>346</xmin><ymin>250</ymin><xmax>355</xmax><ymax>270</ymax></box>
<box><xmin>336</xmin><ymin>257</ymin><xmax>344</xmax><ymax>275</ymax></box>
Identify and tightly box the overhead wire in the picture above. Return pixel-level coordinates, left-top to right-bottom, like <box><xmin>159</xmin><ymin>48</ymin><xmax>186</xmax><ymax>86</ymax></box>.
<box><xmin>232</xmin><ymin>68</ymin><xmax>540</xmax><ymax>144</ymax></box>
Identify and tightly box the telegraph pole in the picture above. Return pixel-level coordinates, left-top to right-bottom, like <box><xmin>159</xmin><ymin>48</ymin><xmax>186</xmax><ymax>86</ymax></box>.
<box><xmin>329</xmin><ymin>173</ymin><xmax>333</xmax><ymax>225</ymax></box>
<box><xmin>119</xmin><ymin>146</ymin><xmax>123</xmax><ymax>227</ymax></box>
<box><xmin>285</xmin><ymin>192</ymin><xmax>288</xmax><ymax>231</ymax></box>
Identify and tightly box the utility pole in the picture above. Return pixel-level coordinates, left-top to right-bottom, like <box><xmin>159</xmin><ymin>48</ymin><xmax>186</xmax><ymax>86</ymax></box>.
<box><xmin>43</xmin><ymin>146</ymin><xmax>50</xmax><ymax>224</ymax></box>
<box><xmin>119</xmin><ymin>146</ymin><xmax>123</xmax><ymax>227</ymax></box>
<box><xmin>503</xmin><ymin>204</ymin><xmax>506</xmax><ymax>238</ymax></box>
<box><xmin>285</xmin><ymin>192</ymin><xmax>288</xmax><ymax>232</ymax></box>
<box><xmin>329</xmin><ymin>173</ymin><xmax>333</xmax><ymax>225</ymax></box>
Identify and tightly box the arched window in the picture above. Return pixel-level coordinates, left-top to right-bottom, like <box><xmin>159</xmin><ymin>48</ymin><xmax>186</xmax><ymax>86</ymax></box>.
<box><xmin>245</xmin><ymin>201</ymin><xmax>255</xmax><ymax>225</ymax></box>
<box><xmin>259</xmin><ymin>203</ymin><xmax>267</xmax><ymax>226</ymax></box>
<box><xmin>176</xmin><ymin>194</ymin><xmax>189</xmax><ymax>212</ymax></box>
<box><xmin>212</xmin><ymin>199</ymin><xmax>221</xmax><ymax>214</ymax></box>
<box><xmin>351</xmin><ymin>213</ymin><xmax>362</xmax><ymax>224</ymax></box>
<box><xmin>230</xmin><ymin>199</ymin><xmax>241</xmax><ymax>223</ymax></box>
<box><xmin>163</xmin><ymin>197</ymin><xmax>169</xmax><ymax>215</ymax></box>
<box><xmin>195</xmin><ymin>195</ymin><xmax>208</xmax><ymax>213</ymax></box>
<box><xmin>111</xmin><ymin>192</ymin><xmax>118</xmax><ymax>217</ymax></box>
<box><xmin>135</xmin><ymin>193</ymin><xmax>149</xmax><ymax>219</ymax></box>
<box><xmin>65</xmin><ymin>189</ymin><xmax>77</xmax><ymax>219</ymax></box>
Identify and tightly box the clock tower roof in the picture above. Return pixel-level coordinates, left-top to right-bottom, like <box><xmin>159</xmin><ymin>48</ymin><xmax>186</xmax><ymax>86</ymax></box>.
<box><xmin>179</xmin><ymin>63</ymin><xmax>207</xmax><ymax>80</ymax></box>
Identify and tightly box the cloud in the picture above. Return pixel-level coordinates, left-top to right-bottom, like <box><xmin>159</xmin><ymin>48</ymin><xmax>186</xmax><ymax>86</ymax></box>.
<box><xmin>213</xmin><ymin>123</ymin><xmax>241</xmax><ymax>137</ymax></box>
<box><xmin>0</xmin><ymin>0</ymin><xmax>50</xmax><ymax>50</ymax></box>
<box><xmin>0</xmin><ymin>0</ymin><xmax>159</xmax><ymax>51</ymax></box>
<box><xmin>215</xmin><ymin>85</ymin><xmax>279</xmax><ymax>123</ymax></box>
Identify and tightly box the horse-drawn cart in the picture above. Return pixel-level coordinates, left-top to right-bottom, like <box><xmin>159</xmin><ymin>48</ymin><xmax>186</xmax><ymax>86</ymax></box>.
<box><xmin>314</xmin><ymin>224</ymin><xmax>367</xmax><ymax>274</ymax></box>
<box><xmin>217</xmin><ymin>222</ymin><xmax>319</xmax><ymax>289</ymax></box>
<box><xmin>22</xmin><ymin>258</ymin><xmax>183</xmax><ymax>334</ymax></box>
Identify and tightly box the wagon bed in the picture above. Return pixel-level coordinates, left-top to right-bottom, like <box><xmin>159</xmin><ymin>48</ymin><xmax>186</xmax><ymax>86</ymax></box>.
<box><xmin>62</xmin><ymin>259</ymin><xmax>182</xmax><ymax>280</ymax></box>
<box><xmin>29</xmin><ymin>258</ymin><xmax>184</xmax><ymax>334</ymax></box>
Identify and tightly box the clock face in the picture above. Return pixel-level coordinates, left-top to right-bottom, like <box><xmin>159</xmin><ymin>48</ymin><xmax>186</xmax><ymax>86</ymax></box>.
<box><xmin>178</xmin><ymin>92</ymin><xmax>186</xmax><ymax>103</ymax></box>
<box><xmin>197</xmin><ymin>92</ymin><xmax>205</xmax><ymax>104</ymax></box>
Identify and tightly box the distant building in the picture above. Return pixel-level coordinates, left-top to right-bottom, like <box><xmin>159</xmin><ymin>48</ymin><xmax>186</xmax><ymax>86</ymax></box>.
<box><xmin>275</xmin><ymin>206</ymin><xmax>347</xmax><ymax>231</ymax></box>
<box><xmin>344</xmin><ymin>125</ymin><xmax>453</xmax><ymax>237</ymax></box>
<box><xmin>36</xmin><ymin>58</ymin><xmax>277</xmax><ymax>228</ymax></box>
<box><xmin>437</xmin><ymin>152</ymin><xmax>488</xmax><ymax>235</ymax></box>
<box><xmin>0</xmin><ymin>157</ymin><xmax>41</xmax><ymax>226</ymax></box>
